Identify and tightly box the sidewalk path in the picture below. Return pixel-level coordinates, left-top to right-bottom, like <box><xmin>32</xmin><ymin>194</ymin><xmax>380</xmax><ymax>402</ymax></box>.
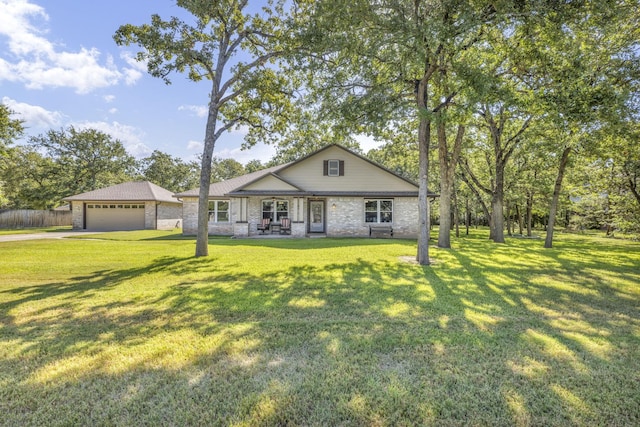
<box><xmin>0</xmin><ymin>231</ymin><xmax>101</xmax><ymax>242</ymax></box>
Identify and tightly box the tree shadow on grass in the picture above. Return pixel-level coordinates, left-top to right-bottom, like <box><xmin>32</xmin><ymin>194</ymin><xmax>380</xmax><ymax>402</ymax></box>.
<box><xmin>439</xmin><ymin>238</ymin><xmax>640</xmax><ymax>425</ymax></box>
<box><xmin>1</xmin><ymin>237</ymin><xmax>639</xmax><ymax>425</ymax></box>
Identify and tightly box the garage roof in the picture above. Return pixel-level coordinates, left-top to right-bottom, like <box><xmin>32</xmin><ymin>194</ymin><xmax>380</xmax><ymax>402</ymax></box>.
<box><xmin>63</xmin><ymin>181</ymin><xmax>178</xmax><ymax>203</ymax></box>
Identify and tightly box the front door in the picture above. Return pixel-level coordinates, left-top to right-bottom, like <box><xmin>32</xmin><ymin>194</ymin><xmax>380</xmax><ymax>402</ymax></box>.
<box><xmin>309</xmin><ymin>200</ymin><xmax>325</xmax><ymax>233</ymax></box>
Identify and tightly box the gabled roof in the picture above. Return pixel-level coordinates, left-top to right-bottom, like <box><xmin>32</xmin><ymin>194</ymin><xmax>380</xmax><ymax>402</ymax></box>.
<box><xmin>175</xmin><ymin>144</ymin><xmax>428</xmax><ymax>198</ymax></box>
<box><xmin>63</xmin><ymin>181</ymin><xmax>179</xmax><ymax>203</ymax></box>
<box><xmin>173</xmin><ymin>163</ymin><xmax>290</xmax><ymax>198</ymax></box>
<box><xmin>274</xmin><ymin>144</ymin><xmax>419</xmax><ymax>189</ymax></box>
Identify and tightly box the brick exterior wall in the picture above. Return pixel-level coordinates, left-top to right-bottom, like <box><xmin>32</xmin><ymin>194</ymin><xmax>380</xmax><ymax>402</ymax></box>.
<box><xmin>156</xmin><ymin>202</ymin><xmax>183</xmax><ymax>230</ymax></box>
<box><xmin>181</xmin><ymin>197</ymin><xmax>198</xmax><ymax>234</ymax></box>
<box><xmin>325</xmin><ymin>197</ymin><xmax>368</xmax><ymax>237</ymax></box>
<box><xmin>181</xmin><ymin>197</ymin><xmax>233</xmax><ymax>235</ymax></box>
<box><xmin>71</xmin><ymin>201</ymin><xmax>83</xmax><ymax>230</ymax></box>
<box><xmin>144</xmin><ymin>202</ymin><xmax>155</xmax><ymax>229</ymax></box>
<box><xmin>392</xmin><ymin>197</ymin><xmax>419</xmax><ymax>238</ymax></box>
<box><xmin>325</xmin><ymin>197</ymin><xmax>418</xmax><ymax>238</ymax></box>
<box><xmin>181</xmin><ymin>195</ymin><xmax>418</xmax><ymax>238</ymax></box>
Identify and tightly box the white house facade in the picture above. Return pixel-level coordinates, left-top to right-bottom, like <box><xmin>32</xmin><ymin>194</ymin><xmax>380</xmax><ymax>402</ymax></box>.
<box><xmin>175</xmin><ymin>145</ymin><xmax>424</xmax><ymax>238</ymax></box>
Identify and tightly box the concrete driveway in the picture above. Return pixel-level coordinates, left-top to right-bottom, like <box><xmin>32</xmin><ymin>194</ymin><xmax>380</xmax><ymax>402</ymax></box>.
<box><xmin>0</xmin><ymin>231</ymin><xmax>102</xmax><ymax>242</ymax></box>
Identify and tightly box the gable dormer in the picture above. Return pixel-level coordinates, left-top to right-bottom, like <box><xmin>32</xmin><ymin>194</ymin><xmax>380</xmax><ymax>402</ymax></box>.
<box><xmin>278</xmin><ymin>145</ymin><xmax>418</xmax><ymax>193</ymax></box>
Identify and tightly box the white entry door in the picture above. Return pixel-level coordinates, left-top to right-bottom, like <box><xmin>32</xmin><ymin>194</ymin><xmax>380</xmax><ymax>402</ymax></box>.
<box><xmin>309</xmin><ymin>200</ymin><xmax>324</xmax><ymax>233</ymax></box>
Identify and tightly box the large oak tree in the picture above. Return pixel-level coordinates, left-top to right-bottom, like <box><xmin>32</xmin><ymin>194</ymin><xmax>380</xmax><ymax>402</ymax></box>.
<box><xmin>115</xmin><ymin>0</ymin><xmax>299</xmax><ymax>256</ymax></box>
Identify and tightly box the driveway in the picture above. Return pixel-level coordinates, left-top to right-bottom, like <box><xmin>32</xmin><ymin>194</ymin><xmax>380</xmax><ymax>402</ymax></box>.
<box><xmin>0</xmin><ymin>231</ymin><xmax>102</xmax><ymax>242</ymax></box>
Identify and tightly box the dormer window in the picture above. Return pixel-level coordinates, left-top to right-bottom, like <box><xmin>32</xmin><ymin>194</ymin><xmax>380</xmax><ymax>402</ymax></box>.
<box><xmin>328</xmin><ymin>160</ymin><xmax>340</xmax><ymax>176</ymax></box>
<box><xmin>323</xmin><ymin>159</ymin><xmax>344</xmax><ymax>176</ymax></box>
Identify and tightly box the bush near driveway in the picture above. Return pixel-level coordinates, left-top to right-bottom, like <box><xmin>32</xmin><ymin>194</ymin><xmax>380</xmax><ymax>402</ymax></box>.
<box><xmin>1</xmin><ymin>230</ymin><xmax>639</xmax><ymax>426</ymax></box>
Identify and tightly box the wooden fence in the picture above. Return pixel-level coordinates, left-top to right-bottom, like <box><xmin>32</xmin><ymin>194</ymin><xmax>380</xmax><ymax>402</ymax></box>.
<box><xmin>0</xmin><ymin>209</ymin><xmax>72</xmax><ymax>228</ymax></box>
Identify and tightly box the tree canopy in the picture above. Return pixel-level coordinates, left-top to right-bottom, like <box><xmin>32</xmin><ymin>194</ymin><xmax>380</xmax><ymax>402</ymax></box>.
<box><xmin>115</xmin><ymin>0</ymin><xmax>302</xmax><ymax>257</ymax></box>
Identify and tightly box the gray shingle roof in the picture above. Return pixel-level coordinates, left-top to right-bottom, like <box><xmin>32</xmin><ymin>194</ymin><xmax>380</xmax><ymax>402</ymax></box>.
<box><xmin>62</xmin><ymin>181</ymin><xmax>179</xmax><ymax>203</ymax></box>
<box><xmin>173</xmin><ymin>163</ymin><xmax>290</xmax><ymax>198</ymax></box>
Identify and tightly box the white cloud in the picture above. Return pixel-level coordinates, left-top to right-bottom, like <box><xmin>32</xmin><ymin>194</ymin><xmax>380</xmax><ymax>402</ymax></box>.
<box><xmin>119</xmin><ymin>51</ymin><xmax>145</xmax><ymax>85</ymax></box>
<box><xmin>73</xmin><ymin>120</ymin><xmax>151</xmax><ymax>158</ymax></box>
<box><xmin>108</xmin><ymin>108</ymin><xmax>118</xmax><ymax>114</ymax></box>
<box><xmin>215</xmin><ymin>143</ymin><xmax>276</xmax><ymax>165</ymax></box>
<box><xmin>0</xmin><ymin>0</ymin><xmax>51</xmax><ymax>56</ymax></box>
<box><xmin>104</xmin><ymin>95</ymin><xmax>115</xmax><ymax>103</ymax></box>
<box><xmin>187</xmin><ymin>140</ymin><xmax>203</xmax><ymax>151</ymax></box>
<box><xmin>0</xmin><ymin>0</ymin><xmax>142</xmax><ymax>93</ymax></box>
<box><xmin>178</xmin><ymin>104</ymin><xmax>208</xmax><ymax>118</ymax></box>
<box><xmin>2</xmin><ymin>96</ymin><xmax>63</xmax><ymax>129</ymax></box>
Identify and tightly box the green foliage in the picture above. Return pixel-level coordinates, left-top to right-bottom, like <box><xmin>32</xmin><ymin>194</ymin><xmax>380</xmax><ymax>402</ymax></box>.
<box><xmin>0</xmin><ymin>103</ymin><xmax>24</xmax><ymax>155</ymax></box>
<box><xmin>1</xmin><ymin>146</ymin><xmax>59</xmax><ymax>209</ymax></box>
<box><xmin>1</xmin><ymin>127</ymin><xmax>136</xmax><ymax>209</ymax></box>
<box><xmin>30</xmin><ymin>126</ymin><xmax>136</xmax><ymax>197</ymax></box>
<box><xmin>0</xmin><ymin>104</ymin><xmax>25</xmax><ymax>207</ymax></box>
<box><xmin>244</xmin><ymin>159</ymin><xmax>265</xmax><ymax>173</ymax></box>
<box><xmin>114</xmin><ymin>0</ymin><xmax>302</xmax><ymax>256</ymax></box>
<box><xmin>136</xmin><ymin>150</ymin><xmax>199</xmax><ymax>193</ymax></box>
<box><xmin>210</xmin><ymin>157</ymin><xmax>246</xmax><ymax>182</ymax></box>
<box><xmin>569</xmin><ymin>131</ymin><xmax>640</xmax><ymax>237</ymax></box>
<box><xmin>367</xmin><ymin>139</ymin><xmax>421</xmax><ymax>182</ymax></box>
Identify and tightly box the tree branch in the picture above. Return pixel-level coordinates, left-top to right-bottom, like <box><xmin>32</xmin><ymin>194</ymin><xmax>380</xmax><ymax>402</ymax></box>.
<box><xmin>460</xmin><ymin>157</ymin><xmax>492</xmax><ymax>196</ymax></box>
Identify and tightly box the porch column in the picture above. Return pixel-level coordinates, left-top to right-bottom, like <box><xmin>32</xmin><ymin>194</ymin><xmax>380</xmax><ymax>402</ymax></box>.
<box><xmin>292</xmin><ymin>197</ymin><xmax>304</xmax><ymax>223</ymax></box>
<box><xmin>291</xmin><ymin>197</ymin><xmax>305</xmax><ymax>237</ymax></box>
<box><xmin>237</xmin><ymin>197</ymin><xmax>248</xmax><ymax>222</ymax></box>
<box><xmin>233</xmin><ymin>197</ymin><xmax>250</xmax><ymax>237</ymax></box>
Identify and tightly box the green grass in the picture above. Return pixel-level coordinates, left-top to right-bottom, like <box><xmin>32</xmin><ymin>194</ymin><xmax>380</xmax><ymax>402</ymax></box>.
<box><xmin>1</xmin><ymin>230</ymin><xmax>638</xmax><ymax>426</ymax></box>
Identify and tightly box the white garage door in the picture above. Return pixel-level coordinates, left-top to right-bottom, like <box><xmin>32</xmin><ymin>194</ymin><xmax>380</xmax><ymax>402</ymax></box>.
<box><xmin>86</xmin><ymin>203</ymin><xmax>146</xmax><ymax>231</ymax></box>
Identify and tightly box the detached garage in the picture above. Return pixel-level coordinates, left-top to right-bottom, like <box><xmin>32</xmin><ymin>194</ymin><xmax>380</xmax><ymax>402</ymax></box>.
<box><xmin>63</xmin><ymin>181</ymin><xmax>182</xmax><ymax>231</ymax></box>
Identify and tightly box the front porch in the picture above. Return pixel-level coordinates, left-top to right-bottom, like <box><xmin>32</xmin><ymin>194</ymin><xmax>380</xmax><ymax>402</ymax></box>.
<box><xmin>231</xmin><ymin>232</ymin><xmax>327</xmax><ymax>239</ymax></box>
<box><xmin>232</xmin><ymin>218</ymin><xmax>308</xmax><ymax>238</ymax></box>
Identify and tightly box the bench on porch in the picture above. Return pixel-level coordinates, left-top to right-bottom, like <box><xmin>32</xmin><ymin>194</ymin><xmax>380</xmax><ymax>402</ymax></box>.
<box><xmin>369</xmin><ymin>225</ymin><xmax>393</xmax><ymax>238</ymax></box>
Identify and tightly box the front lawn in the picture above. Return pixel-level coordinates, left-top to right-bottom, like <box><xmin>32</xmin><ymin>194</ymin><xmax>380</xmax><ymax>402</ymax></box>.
<box><xmin>1</xmin><ymin>231</ymin><xmax>638</xmax><ymax>426</ymax></box>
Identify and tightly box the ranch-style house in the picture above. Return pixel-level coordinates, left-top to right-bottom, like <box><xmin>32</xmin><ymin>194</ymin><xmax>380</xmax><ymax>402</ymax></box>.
<box><xmin>174</xmin><ymin>144</ymin><xmax>424</xmax><ymax>238</ymax></box>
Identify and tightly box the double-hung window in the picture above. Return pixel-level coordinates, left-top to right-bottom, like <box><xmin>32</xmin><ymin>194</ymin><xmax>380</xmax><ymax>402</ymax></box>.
<box><xmin>364</xmin><ymin>199</ymin><xmax>393</xmax><ymax>223</ymax></box>
<box><xmin>208</xmin><ymin>200</ymin><xmax>229</xmax><ymax>222</ymax></box>
<box><xmin>262</xmin><ymin>199</ymin><xmax>289</xmax><ymax>222</ymax></box>
<box><xmin>328</xmin><ymin>160</ymin><xmax>340</xmax><ymax>176</ymax></box>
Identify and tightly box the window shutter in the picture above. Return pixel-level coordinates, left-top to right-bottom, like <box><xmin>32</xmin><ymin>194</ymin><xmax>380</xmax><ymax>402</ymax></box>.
<box><xmin>339</xmin><ymin>160</ymin><xmax>345</xmax><ymax>176</ymax></box>
<box><xmin>323</xmin><ymin>160</ymin><xmax>328</xmax><ymax>176</ymax></box>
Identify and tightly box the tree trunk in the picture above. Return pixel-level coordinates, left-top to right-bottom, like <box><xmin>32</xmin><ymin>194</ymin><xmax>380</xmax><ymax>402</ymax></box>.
<box><xmin>453</xmin><ymin>186</ymin><xmax>460</xmax><ymax>238</ymax></box>
<box><xmin>545</xmin><ymin>146</ymin><xmax>572</xmax><ymax>248</ymax></box>
<box><xmin>416</xmin><ymin>75</ymin><xmax>432</xmax><ymax>265</ymax></box>
<box><xmin>491</xmin><ymin>163</ymin><xmax>505</xmax><ymax>243</ymax></box>
<box><xmin>438</xmin><ymin>175</ymin><xmax>453</xmax><ymax>247</ymax></box>
<box><xmin>195</xmin><ymin>95</ymin><xmax>221</xmax><ymax>257</ymax></box>
<box><xmin>516</xmin><ymin>204</ymin><xmax>524</xmax><ymax>235</ymax></box>
<box><xmin>458</xmin><ymin>164</ymin><xmax>491</xmax><ymax>234</ymax></box>
<box><xmin>465</xmin><ymin>196</ymin><xmax>470</xmax><ymax>235</ymax></box>
<box><xmin>506</xmin><ymin>200</ymin><xmax>513</xmax><ymax>237</ymax></box>
<box><xmin>437</xmin><ymin>124</ymin><xmax>465</xmax><ymax>249</ymax></box>
<box><xmin>526</xmin><ymin>191</ymin><xmax>533</xmax><ymax>237</ymax></box>
<box><xmin>417</xmin><ymin>114</ymin><xmax>431</xmax><ymax>265</ymax></box>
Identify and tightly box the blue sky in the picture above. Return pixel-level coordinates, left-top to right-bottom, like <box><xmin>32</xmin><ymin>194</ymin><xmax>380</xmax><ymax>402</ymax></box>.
<box><xmin>1</xmin><ymin>0</ymin><xmax>353</xmax><ymax>164</ymax></box>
